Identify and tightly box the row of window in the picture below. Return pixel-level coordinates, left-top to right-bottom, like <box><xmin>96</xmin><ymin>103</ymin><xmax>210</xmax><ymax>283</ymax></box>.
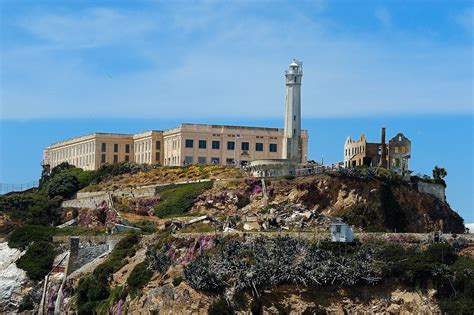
<box><xmin>101</xmin><ymin>142</ymin><xmax>161</xmax><ymax>154</ymax></box>
<box><xmin>184</xmin><ymin>139</ymin><xmax>277</xmax><ymax>152</ymax></box>
<box><xmin>345</xmin><ymin>145</ymin><xmax>365</xmax><ymax>157</ymax></box>
<box><xmin>184</xmin><ymin>156</ymin><xmax>236</xmax><ymax>165</ymax></box>
<box><xmin>101</xmin><ymin>154</ymin><xmax>131</xmax><ymax>164</ymax></box>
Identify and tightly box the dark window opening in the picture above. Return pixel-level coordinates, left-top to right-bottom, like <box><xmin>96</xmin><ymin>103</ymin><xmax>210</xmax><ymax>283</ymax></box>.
<box><xmin>185</xmin><ymin>139</ymin><xmax>194</xmax><ymax>148</ymax></box>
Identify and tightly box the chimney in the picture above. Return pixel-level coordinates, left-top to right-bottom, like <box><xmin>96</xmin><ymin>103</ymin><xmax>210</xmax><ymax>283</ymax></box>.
<box><xmin>381</xmin><ymin>127</ymin><xmax>387</xmax><ymax>168</ymax></box>
<box><xmin>67</xmin><ymin>236</ymin><xmax>80</xmax><ymax>275</ymax></box>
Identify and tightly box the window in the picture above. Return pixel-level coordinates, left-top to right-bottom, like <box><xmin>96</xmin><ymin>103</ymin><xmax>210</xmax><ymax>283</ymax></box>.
<box><xmin>155</xmin><ymin>152</ymin><xmax>160</xmax><ymax>162</ymax></box>
<box><xmin>185</xmin><ymin>139</ymin><xmax>194</xmax><ymax>148</ymax></box>
<box><xmin>401</xmin><ymin>146</ymin><xmax>406</xmax><ymax>154</ymax></box>
<box><xmin>269</xmin><ymin>143</ymin><xmax>278</xmax><ymax>152</ymax></box>
<box><xmin>395</xmin><ymin>158</ymin><xmax>401</xmax><ymax>167</ymax></box>
<box><xmin>336</xmin><ymin>225</ymin><xmax>341</xmax><ymax>233</ymax></box>
<box><xmin>101</xmin><ymin>154</ymin><xmax>106</xmax><ymax>163</ymax></box>
<box><xmin>101</xmin><ymin>143</ymin><xmax>106</xmax><ymax>152</ymax></box>
<box><xmin>293</xmin><ymin>115</ymin><xmax>296</xmax><ymax>121</ymax></box>
<box><xmin>198</xmin><ymin>156</ymin><xmax>206</xmax><ymax>164</ymax></box>
<box><xmin>184</xmin><ymin>156</ymin><xmax>193</xmax><ymax>165</ymax></box>
<box><xmin>211</xmin><ymin>157</ymin><xmax>220</xmax><ymax>164</ymax></box>
<box><xmin>125</xmin><ymin>144</ymin><xmax>130</xmax><ymax>153</ymax></box>
<box><xmin>255</xmin><ymin>143</ymin><xmax>264</xmax><ymax>151</ymax></box>
<box><xmin>156</xmin><ymin>141</ymin><xmax>161</xmax><ymax>150</ymax></box>
<box><xmin>394</xmin><ymin>147</ymin><xmax>399</xmax><ymax>153</ymax></box>
<box><xmin>114</xmin><ymin>144</ymin><xmax>119</xmax><ymax>153</ymax></box>
<box><xmin>241</xmin><ymin>142</ymin><xmax>249</xmax><ymax>151</ymax></box>
<box><xmin>212</xmin><ymin>140</ymin><xmax>220</xmax><ymax>150</ymax></box>
<box><xmin>226</xmin><ymin>158</ymin><xmax>235</xmax><ymax>165</ymax></box>
<box><xmin>113</xmin><ymin>155</ymin><xmax>118</xmax><ymax>163</ymax></box>
<box><xmin>227</xmin><ymin>141</ymin><xmax>235</xmax><ymax>150</ymax></box>
<box><xmin>125</xmin><ymin>155</ymin><xmax>129</xmax><ymax>162</ymax></box>
<box><xmin>198</xmin><ymin>140</ymin><xmax>207</xmax><ymax>149</ymax></box>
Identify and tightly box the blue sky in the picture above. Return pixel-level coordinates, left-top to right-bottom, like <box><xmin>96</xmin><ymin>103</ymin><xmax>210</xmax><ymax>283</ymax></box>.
<box><xmin>0</xmin><ymin>1</ymin><xmax>473</xmax><ymax>221</ymax></box>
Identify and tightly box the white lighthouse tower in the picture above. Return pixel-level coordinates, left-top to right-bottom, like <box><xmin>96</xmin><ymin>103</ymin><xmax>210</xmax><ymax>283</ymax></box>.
<box><xmin>283</xmin><ymin>59</ymin><xmax>303</xmax><ymax>162</ymax></box>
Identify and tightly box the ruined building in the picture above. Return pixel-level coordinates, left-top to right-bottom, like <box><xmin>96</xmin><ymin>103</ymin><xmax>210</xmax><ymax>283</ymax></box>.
<box><xmin>343</xmin><ymin>128</ymin><xmax>411</xmax><ymax>175</ymax></box>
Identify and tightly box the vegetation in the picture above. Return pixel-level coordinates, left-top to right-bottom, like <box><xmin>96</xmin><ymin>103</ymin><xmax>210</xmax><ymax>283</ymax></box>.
<box><xmin>127</xmin><ymin>260</ymin><xmax>153</xmax><ymax>294</ymax></box>
<box><xmin>172</xmin><ymin>276</ymin><xmax>183</xmax><ymax>287</ymax></box>
<box><xmin>153</xmin><ymin>181</ymin><xmax>213</xmax><ymax>218</ymax></box>
<box><xmin>16</xmin><ymin>241</ymin><xmax>55</xmax><ymax>280</ymax></box>
<box><xmin>76</xmin><ymin>233</ymin><xmax>141</xmax><ymax>314</ymax></box>
<box><xmin>8</xmin><ymin>225</ymin><xmax>55</xmax><ymax>249</ymax></box>
<box><xmin>208</xmin><ymin>297</ymin><xmax>233</xmax><ymax>315</ymax></box>
<box><xmin>0</xmin><ymin>193</ymin><xmax>62</xmax><ymax>227</ymax></box>
<box><xmin>432</xmin><ymin>166</ymin><xmax>447</xmax><ymax>187</ymax></box>
<box><xmin>47</xmin><ymin>172</ymin><xmax>79</xmax><ymax>198</ymax></box>
<box><xmin>18</xmin><ymin>294</ymin><xmax>35</xmax><ymax>312</ymax></box>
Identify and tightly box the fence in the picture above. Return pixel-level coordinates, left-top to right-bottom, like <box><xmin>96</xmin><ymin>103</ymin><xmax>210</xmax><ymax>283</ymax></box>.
<box><xmin>0</xmin><ymin>181</ymin><xmax>39</xmax><ymax>195</ymax></box>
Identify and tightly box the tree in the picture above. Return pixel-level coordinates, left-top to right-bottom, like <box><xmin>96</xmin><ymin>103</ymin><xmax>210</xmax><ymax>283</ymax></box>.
<box><xmin>432</xmin><ymin>166</ymin><xmax>447</xmax><ymax>187</ymax></box>
<box><xmin>47</xmin><ymin>172</ymin><xmax>79</xmax><ymax>198</ymax></box>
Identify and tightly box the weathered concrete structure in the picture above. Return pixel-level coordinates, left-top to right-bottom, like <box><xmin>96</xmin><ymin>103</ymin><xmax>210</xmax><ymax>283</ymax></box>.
<box><xmin>283</xmin><ymin>60</ymin><xmax>303</xmax><ymax>163</ymax></box>
<box><xmin>343</xmin><ymin>128</ymin><xmax>411</xmax><ymax>176</ymax></box>
<box><xmin>247</xmin><ymin>59</ymin><xmax>307</xmax><ymax>177</ymax></box>
<box><xmin>43</xmin><ymin>124</ymin><xmax>308</xmax><ymax>170</ymax></box>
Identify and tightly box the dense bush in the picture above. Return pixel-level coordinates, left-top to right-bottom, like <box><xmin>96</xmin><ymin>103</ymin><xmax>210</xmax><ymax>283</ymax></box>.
<box><xmin>93</xmin><ymin>233</ymin><xmax>140</xmax><ymax>282</ymax></box>
<box><xmin>0</xmin><ymin>193</ymin><xmax>61</xmax><ymax>226</ymax></box>
<box><xmin>77</xmin><ymin>233</ymin><xmax>140</xmax><ymax>314</ymax></box>
<box><xmin>154</xmin><ymin>181</ymin><xmax>213</xmax><ymax>218</ymax></box>
<box><xmin>8</xmin><ymin>225</ymin><xmax>55</xmax><ymax>249</ymax></box>
<box><xmin>127</xmin><ymin>261</ymin><xmax>153</xmax><ymax>294</ymax></box>
<box><xmin>47</xmin><ymin>172</ymin><xmax>79</xmax><ymax>198</ymax></box>
<box><xmin>16</xmin><ymin>241</ymin><xmax>55</xmax><ymax>280</ymax></box>
<box><xmin>76</xmin><ymin>274</ymin><xmax>110</xmax><ymax>315</ymax></box>
<box><xmin>18</xmin><ymin>294</ymin><xmax>35</xmax><ymax>312</ymax></box>
<box><xmin>208</xmin><ymin>297</ymin><xmax>233</xmax><ymax>315</ymax></box>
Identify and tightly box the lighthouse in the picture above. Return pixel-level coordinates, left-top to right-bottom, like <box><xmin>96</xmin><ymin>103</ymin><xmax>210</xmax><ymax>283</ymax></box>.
<box><xmin>282</xmin><ymin>59</ymin><xmax>303</xmax><ymax>162</ymax></box>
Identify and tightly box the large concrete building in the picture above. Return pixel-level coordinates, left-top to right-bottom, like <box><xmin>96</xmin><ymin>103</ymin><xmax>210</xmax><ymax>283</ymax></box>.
<box><xmin>43</xmin><ymin>59</ymin><xmax>310</xmax><ymax>172</ymax></box>
<box><xmin>43</xmin><ymin>124</ymin><xmax>308</xmax><ymax>171</ymax></box>
<box><xmin>343</xmin><ymin>127</ymin><xmax>411</xmax><ymax>175</ymax></box>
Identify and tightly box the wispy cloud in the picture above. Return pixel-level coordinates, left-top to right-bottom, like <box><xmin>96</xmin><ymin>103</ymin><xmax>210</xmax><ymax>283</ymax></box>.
<box><xmin>18</xmin><ymin>8</ymin><xmax>157</xmax><ymax>49</ymax></box>
<box><xmin>1</xmin><ymin>1</ymin><xmax>472</xmax><ymax>119</ymax></box>
<box><xmin>374</xmin><ymin>7</ymin><xmax>391</xmax><ymax>28</ymax></box>
<box><xmin>455</xmin><ymin>7</ymin><xmax>474</xmax><ymax>34</ymax></box>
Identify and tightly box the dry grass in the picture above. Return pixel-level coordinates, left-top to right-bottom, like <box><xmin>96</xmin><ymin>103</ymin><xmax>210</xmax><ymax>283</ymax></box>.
<box><xmin>83</xmin><ymin>165</ymin><xmax>241</xmax><ymax>192</ymax></box>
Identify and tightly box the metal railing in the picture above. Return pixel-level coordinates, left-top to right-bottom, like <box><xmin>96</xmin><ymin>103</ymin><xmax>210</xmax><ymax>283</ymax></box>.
<box><xmin>0</xmin><ymin>181</ymin><xmax>39</xmax><ymax>195</ymax></box>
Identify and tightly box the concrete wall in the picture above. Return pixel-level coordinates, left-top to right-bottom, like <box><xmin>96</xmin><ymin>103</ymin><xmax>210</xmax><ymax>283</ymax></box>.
<box><xmin>417</xmin><ymin>182</ymin><xmax>446</xmax><ymax>202</ymax></box>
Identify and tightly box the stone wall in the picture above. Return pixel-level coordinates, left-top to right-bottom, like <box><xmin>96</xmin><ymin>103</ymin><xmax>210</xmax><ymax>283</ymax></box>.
<box><xmin>417</xmin><ymin>182</ymin><xmax>446</xmax><ymax>202</ymax></box>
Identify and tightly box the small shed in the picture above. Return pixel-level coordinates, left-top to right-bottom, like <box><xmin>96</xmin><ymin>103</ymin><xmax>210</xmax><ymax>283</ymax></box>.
<box><xmin>330</xmin><ymin>222</ymin><xmax>354</xmax><ymax>243</ymax></box>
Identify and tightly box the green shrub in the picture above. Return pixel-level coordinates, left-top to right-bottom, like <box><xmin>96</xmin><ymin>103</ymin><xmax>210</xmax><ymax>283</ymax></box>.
<box><xmin>133</xmin><ymin>220</ymin><xmax>157</xmax><ymax>234</ymax></box>
<box><xmin>172</xmin><ymin>276</ymin><xmax>183</xmax><ymax>287</ymax></box>
<box><xmin>275</xmin><ymin>303</ymin><xmax>291</xmax><ymax>315</ymax></box>
<box><xmin>96</xmin><ymin>286</ymin><xmax>128</xmax><ymax>314</ymax></box>
<box><xmin>17</xmin><ymin>241</ymin><xmax>55</xmax><ymax>280</ymax></box>
<box><xmin>250</xmin><ymin>297</ymin><xmax>263</xmax><ymax>315</ymax></box>
<box><xmin>76</xmin><ymin>274</ymin><xmax>110</xmax><ymax>315</ymax></box>
<box><xmin>18</xmin><ymin>294</ymin><xmax>34</xmax><ymax>312</ymax></box>
<box><xmin>127</xmin><ymin>261</ymin><xmax>153</xmax><ymax>294</ymax></box>
<box><xmin>8</xmin><ymin>225</ymin><xmax>55</xmax><ymax>249</ymax></box>
<box><xmin>93</xmin><ymin>233</ymin><xmax>140</xmax><ymax>282</ymax></box>
<box><xmin>154</xmin><ymin>181</ymin><xmax>213</xmax><ymax>218</ymax></box>
<box><xmin>78</xmin><ymin>234</ymin><xmax>140</xmax><ymax>313</ymax></box>
<box><xmin>208</xmin><ymin>297</ymin><xmax>233</xmax><ymax>315</ymax></box>
<box><xmin>47</xmin><ymin>172</ymin><xmax>79</xmax><ymax>198</ymax></box>
<box><xmin>0</xmin><ymin>193</ymin><xmax>61</xmax><ymax>226</ymax></box>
